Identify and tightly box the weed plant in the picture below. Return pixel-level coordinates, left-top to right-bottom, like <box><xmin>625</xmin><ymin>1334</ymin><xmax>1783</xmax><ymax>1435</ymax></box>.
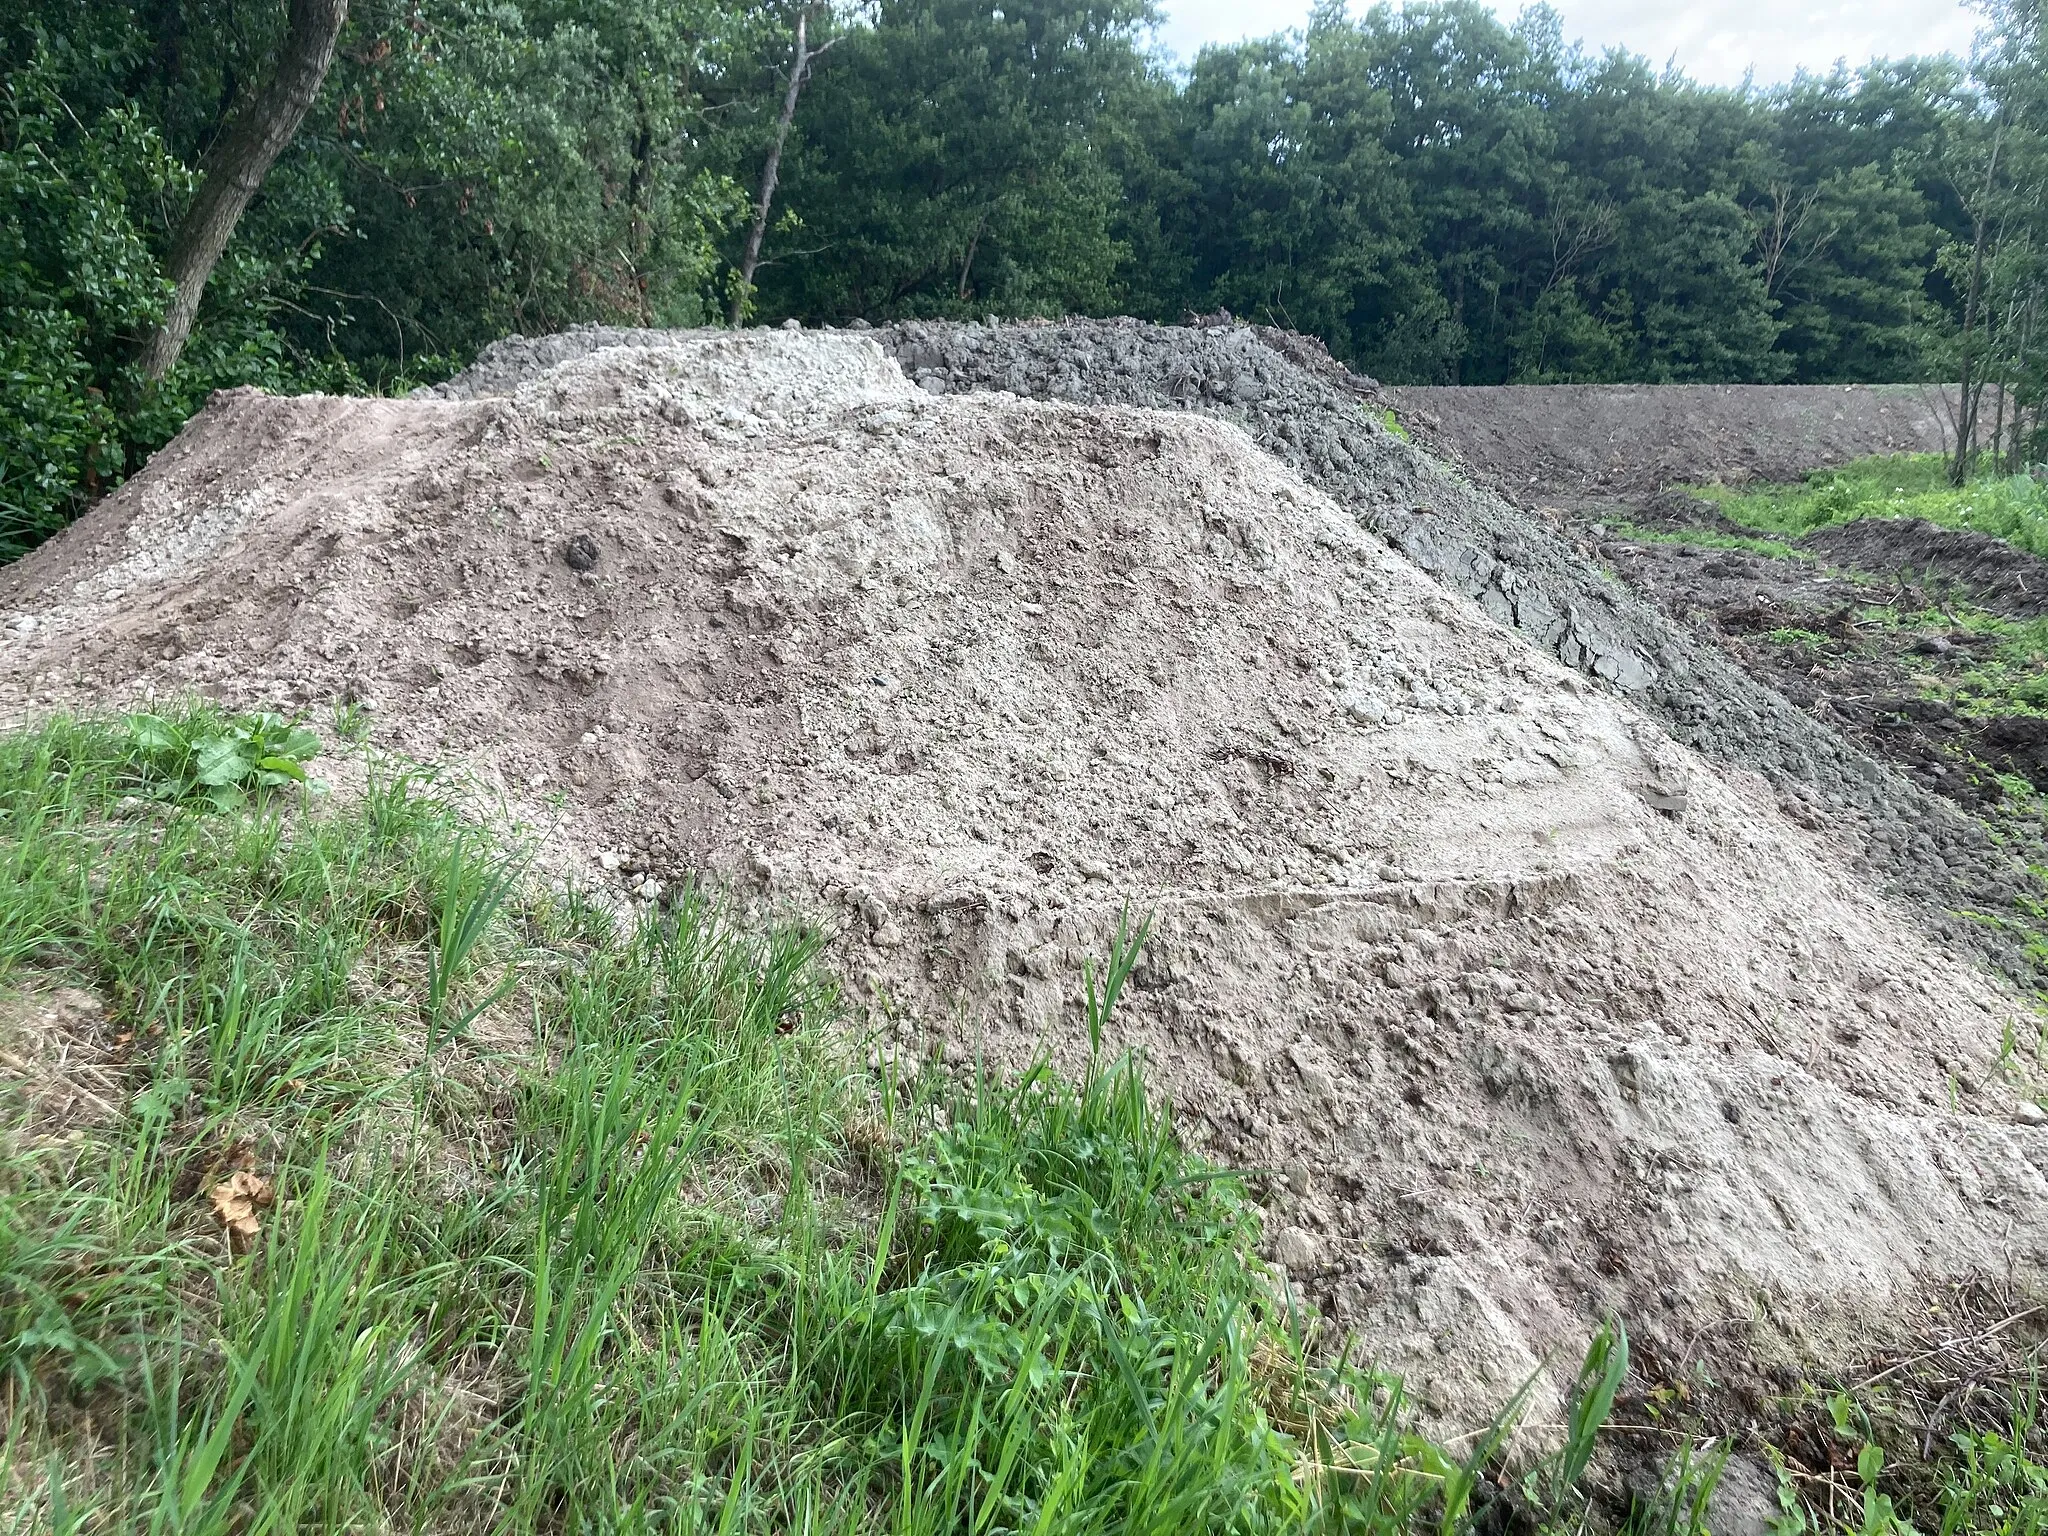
<box><xmin>0</xmin><ymin>709</ymin><xmax>1676</xmax><ymax>1533</ymax></box>
<box><xmin>1693</xmin><ymin>455</ymin><xmax>2048</xmax><ymax>554</ymax></box>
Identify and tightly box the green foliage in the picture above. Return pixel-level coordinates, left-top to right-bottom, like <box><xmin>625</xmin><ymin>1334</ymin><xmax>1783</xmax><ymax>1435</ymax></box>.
<box><xmin>1697</xmin><ymin>453</ymin><xmax>2048</xmax><ymax>553</ymax></box>
<box><xmin>119</xmin><ymin>708</ymin><xmax>321</xmax><ymax>812</ymax></box>
<box><xmin>758</xmin><ymin>0</ymin><xmax>1153</xmax><ymax>321</ymax></box>
<box><xmin>1941</xmin><ymin>1385</ymin><xmax>2048</xmax><ymax>1536</ymax></box>
<box><xmin>1622</xmin><ymin>1437</ymin><xmax>1727</xmax><ymax>1536</ymax></box>
<box><xmin>1523</xmin><ymin>1318</ymin><xmax>1637</xmax><ymax>1525</ymax></box>
<box><xmin>0</xmin><ymin>54</ymin><xmax>179</xmax><ymax>554</ymax></box>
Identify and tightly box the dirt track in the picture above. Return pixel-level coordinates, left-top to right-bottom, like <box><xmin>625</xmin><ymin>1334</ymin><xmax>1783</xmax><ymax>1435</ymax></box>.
<box><xmin>1393</xmin><ymin>383</ymin><xmax>1959</xmax><ymax>494</ymax></box>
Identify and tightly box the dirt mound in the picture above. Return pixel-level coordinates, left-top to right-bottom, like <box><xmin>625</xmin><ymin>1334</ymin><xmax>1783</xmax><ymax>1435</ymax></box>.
<box><xmin>6</xmin><ymin>330</ymin><xmax>2047</xmax><ymax>1428</ymax></box>
<box><xmin>433</xmin><ymin>320</ymin><xmax>2045</xmax><ymax>992</ymax></box>
<box><xmin>1806</xmin><ymin>517</ymin><xmax>2048</xmax><ymax>619</ymax></box>
<box><xmin>1391</xmin><ymin>383</ymin><xmax>1958</xmax><ymax>496</ymax></box>
<box><xmin>845</xmin><ymin>321</ymin><xmax>2038</xmax><ymax>984</ymax></box>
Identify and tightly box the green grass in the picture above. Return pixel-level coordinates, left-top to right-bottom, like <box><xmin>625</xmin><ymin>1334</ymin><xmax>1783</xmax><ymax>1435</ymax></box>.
<box><xmin>0</xmin><ymin>707</ymin><xmax>1689</xmax><ymax>1534</ymax></box>
<box><xmin>1937</xmin><ymin>1385</ymin><xmax>2048</xmax><ymax>1536</ymax></box>
<box><xmin>1691</xmin><ymin>454</ymin><xmax>2048</xmax><ymax>553</ymax></box>
<box><xmin>1946</xmin><ymin>622</ymin><xmax>2048</xmax><ymax>719</ymax></box>
<box><xmin>1835</xmin><ymin>606</ymin><xmax>2048</xmax><ymax>719</ymax></box>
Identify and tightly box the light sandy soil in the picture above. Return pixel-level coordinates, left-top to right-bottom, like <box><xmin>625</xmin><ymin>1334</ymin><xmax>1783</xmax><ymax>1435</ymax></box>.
<box><xmin>5</xmin><ymin>332</ymin><xmax>2046</xmax><ymax>1429</ymax></box>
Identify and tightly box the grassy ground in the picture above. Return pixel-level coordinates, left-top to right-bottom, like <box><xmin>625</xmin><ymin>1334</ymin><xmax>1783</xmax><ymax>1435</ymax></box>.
<box><xmin>0</xmin><ymin>708</ymin><xmax>1654</xmax><ymax>1534</ymax></box>
<box><xmin>1672</xmin><ymin>453</ymin><xmax>2048</xmax><ymax>722</ymax></box>
<box><xmin>5</xmin><ymin>708</ymin><xmax>2046</xmax><ymax>1534</ymax></box>
<box><xmin>1691</xmin><ymin>454</ymin><xmax>2048</xmax><ymax>553</ymax></box>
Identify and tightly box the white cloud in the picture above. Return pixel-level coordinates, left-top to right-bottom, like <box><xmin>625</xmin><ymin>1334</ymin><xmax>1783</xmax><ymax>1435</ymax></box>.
<box><xmin>1151</xmin><ymin>0</ymin><xmax>1982</xmax><ymax>87</ymax></box>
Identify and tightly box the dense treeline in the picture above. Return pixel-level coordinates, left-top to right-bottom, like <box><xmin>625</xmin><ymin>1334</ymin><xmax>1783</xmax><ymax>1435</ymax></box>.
<box><xmin>4</xmin><ymin>0</ymin><xmax>2045</xmax><ymax>552</ymax></box>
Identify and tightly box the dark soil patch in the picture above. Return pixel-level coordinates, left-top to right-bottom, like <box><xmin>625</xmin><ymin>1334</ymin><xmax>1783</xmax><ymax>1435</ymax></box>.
<box><xmin>1570</xmin><ymin>496</ymin><xmax>2048</xmax><ymax>812</ymax></box>
<box><xmin>1397</xmin><ymin>382</ymin><xmax>1959</xmax><ymax>496</ymax></box>
<box><xmin>1806</xmin><ymin>517</ymin><xmax>2048</xmax><ymax>619</ymax></box>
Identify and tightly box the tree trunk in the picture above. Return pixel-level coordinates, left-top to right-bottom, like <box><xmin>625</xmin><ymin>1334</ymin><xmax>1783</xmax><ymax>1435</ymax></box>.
<box><xmin>2011</xmin><ymin>295</ymin><xmax>2036</xmax><ymax>471</ymax></box>
<box><xmin>1992</xmin><ymin>306</ymin><xmax>2012</xmax><ymax>474</ymax></box>
<box><xmin>141</xmin><ymin>0</ymin><xmax>350</xmax><ymax>381</ymax></box>
<box><xmin>731</xmin><ymin>8</ymin><xmax>833</xmax><ymax>327</ymax></box>
<box><xmin>1952</xmin><ymin>120</ymin><xmax>2006</xmax><ymax>487</ymax></box>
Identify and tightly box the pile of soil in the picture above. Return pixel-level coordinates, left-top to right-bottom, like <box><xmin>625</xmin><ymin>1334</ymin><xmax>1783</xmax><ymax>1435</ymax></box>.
<box><xmin>1393</xmin><ymin>382</ymin><xmax>1958</xmax><ymax>496</ymax></box>
<box><xmin>847</xmin><ymin>320</ymin><xmax>2037</xmax><ymax>981</ymax></box>
<box><xmin>1806</xmin><ymin>517</ymin><xmax>2048</xmax><ymax>620</ymax></box>
<box><xmin>5</xmin><ymin>330</ymin><xmax>2046</xmax><ymax>1430</ymax></box>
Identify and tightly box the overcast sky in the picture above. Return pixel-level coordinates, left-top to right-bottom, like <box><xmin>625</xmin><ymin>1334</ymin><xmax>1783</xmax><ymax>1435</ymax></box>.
<box><xmin>1152</xmin><ymin>0</ymin><xmax>1982</xmax><ymax>87</ymax></box>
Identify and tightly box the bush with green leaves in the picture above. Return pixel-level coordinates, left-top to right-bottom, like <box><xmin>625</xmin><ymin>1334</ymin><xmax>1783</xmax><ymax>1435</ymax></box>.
<box><xmin>0</xmin><ymin>58</ymin><xmax>179</xmax><ymax>557</ymax></box>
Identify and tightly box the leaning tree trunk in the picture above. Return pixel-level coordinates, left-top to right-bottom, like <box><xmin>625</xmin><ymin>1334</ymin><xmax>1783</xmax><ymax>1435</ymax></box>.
<box><xmin>730</xmin><ymin>8</ymin><xmax>837</xmax><ymax>326</ymax></box>
<box><xmin>141</xmin><ymin>0</ymin><xmax>350</xmax><ymax>381</ymax></box>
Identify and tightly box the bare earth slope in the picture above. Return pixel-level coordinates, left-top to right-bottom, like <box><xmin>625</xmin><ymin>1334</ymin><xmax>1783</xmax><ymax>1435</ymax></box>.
<box><xmin>856</xmin><ymin>321</ymin><xmax>2038</xmax><ymax>982</ymax></box>
<box><xmin>1392</xmin><ymin>382</ymin><xmax>1958</xmax><ymax>495</ymax></box>
<box><xmin>7</xmin><ymin>332</ymin><xmax>2048</xmax><ymax>1429</ymax></box>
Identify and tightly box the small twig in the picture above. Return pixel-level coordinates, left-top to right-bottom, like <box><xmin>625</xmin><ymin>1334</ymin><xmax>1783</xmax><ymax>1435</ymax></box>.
<box><xmin>1857</xmin><ymin>1306</ymin><xmax>2044</xmax><ymax>1390</ymax></box>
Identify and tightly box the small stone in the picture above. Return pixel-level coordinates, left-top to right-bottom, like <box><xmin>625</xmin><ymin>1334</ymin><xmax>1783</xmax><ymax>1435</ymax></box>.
<box><xmin>598</xmin><ymin>850</ymin><xmax>621</xmax><ymax>871</ymax></box>
<box><xmin>2019</xmin><ymin>1100</ymin><xmax>2046</xmax><ymax>1126</ymax></box>
<box><xmin>10</xmin><ymin>616</ymin><xmax>37</xmax><ymax>636</ymax></box>
<box><xmin>1272</xmin><ymin>1226</ymin><xmax>1321</xmax><ymax>1274</ymax></box>
<box><xmin>1643</xmin><ymin>785</ymin><xmax>1689</xmax><ymax>815</ymax></box>
<box><xmin>871</xmin><ymin>921</ymin><xmax>904</xmax><ymax>949</ymax></box>
<box><xmin>563</xmin><ymin>533</ymin><xmax>600</xmax><ymax>572</ymax></box>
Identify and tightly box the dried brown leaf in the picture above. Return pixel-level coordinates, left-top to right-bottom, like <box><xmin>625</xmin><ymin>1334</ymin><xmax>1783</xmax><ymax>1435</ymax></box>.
<box><xmin>209</xmin><ymin>1169</ymin><xmax>274</xmax><ymax>1243</ymax></box>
